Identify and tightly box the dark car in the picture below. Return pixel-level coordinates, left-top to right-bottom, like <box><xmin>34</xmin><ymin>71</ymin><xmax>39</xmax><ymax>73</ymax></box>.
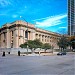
<box><xmin>57</xmin><ymin>52</ymin><xmax>66</xmax><ymax>55</ymax></box>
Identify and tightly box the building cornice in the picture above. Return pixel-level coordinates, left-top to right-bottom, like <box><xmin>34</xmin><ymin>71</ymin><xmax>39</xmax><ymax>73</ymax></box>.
<box><xmin>0</xmin><ymin>20</ymin><xmax>61</xmax><ymax>37</ymax></box>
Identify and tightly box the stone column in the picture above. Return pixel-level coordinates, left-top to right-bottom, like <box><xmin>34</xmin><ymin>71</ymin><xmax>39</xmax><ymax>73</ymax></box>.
<box><xmin>13</xmin><ymin>30</ymin><xmax>15</xmax><ymax>48</ymax></box>
<box><xmin>1</xmin><ymin>33</ymin><xmax>4</xmax><ymax>48</ymax></box>
<box><xmin>40</xmin><ymin>34</ymin><xmax>42</xmax><ymax>42</ymax></box>
<box><xmin>13</xmin><ymin>29</ymin><xmax>19</xmax><ymax>48</ymax></box>
<box><xmin>47</xmin><ymin>36</ymin><xmax>48</xmax><ymax>43</ymax></box>
<box><xmin>31</xmin><ymin>30</ymin><xmax>35</xmax><ymax>40</ymax></box>
<box><xmin>28</xmin><ymin>31</ymin><xmax>30</xmax><ymax>40</ymax></box>
<box><xmin>45</xmin><ymin>35</ymin><xmax>47</xmax><ymax>43</ymax></box>
<box><xmin>6</xmin><ymin>29</ymin><xmax>11</xmax><ymax>48</ymax></box>
<box><xmin>18</xmin><ymin>27</ymin><xmax>20</xmax><ymax>46</ymax></box>
<box><xmin>23</xmin><ymin>30</ymin><xmax>25</xmax><ymax>43</ymax></box>
<box><xmin>20</xmin><ymin>28</ymin><xmax>23</xmax><ymax>45</ymax></box>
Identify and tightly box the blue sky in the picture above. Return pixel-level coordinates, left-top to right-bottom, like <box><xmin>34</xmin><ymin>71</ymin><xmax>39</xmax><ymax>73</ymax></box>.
<box><xmin>0</xmin><ymin>0</ymin><xmax>67</xmax><ymax>34</ymax></box>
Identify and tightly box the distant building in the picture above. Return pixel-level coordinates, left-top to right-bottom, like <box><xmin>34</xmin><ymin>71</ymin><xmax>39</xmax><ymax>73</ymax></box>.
<box><xmin>0</xmin><ymin>20</ymin><xmax>61</xmax><ymax>48</ymax></box>
<box><xmin>68</xmin><ymin>0</ymin><xmax>75</xmax><ymax>36</ymax></box>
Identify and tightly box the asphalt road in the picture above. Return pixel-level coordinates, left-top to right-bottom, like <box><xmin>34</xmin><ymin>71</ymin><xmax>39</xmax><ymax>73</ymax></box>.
<box><xmin>0</xmin><ymin>53</ymin><xmax>75</xmax><ymax>75</ymax></box>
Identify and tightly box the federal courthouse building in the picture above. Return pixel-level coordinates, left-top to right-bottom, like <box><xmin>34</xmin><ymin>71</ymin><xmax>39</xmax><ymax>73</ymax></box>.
<box><xmin>0</xmin><ymin>20</ymin><xmax>61</xmax><ymax>49</ymax></box>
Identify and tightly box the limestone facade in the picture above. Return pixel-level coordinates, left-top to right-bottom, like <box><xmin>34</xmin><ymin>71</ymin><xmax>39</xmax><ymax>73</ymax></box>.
<box><xmin>0</xmin><ymin>20</ymin><xmax>61</xmax><ymax>48</ymax></box>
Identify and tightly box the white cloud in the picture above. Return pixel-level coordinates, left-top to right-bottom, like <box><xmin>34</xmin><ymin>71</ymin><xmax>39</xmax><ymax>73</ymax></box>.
<box><xmin>33</xmin><ymin>16</ymin><xmax>50</xmax><ymax>21</ymax></box>
<box><xmin>12</xmin><ymin>15</ymin><xmax>18</xmax><ymax>18</ymax></box>
<box><xmin>59</xmin><ymin>27</ymin><xmax>67</xmax><ymax>29</ymax></box>
<box><xmin>34</xmin><ymin>14</ymin><xmax>67</xmax><ymax>27</ymax></box>
<box><xmin>0</xmin><ymin>0</ymin><xmax>11</xmax><ymax>7</ymax></box>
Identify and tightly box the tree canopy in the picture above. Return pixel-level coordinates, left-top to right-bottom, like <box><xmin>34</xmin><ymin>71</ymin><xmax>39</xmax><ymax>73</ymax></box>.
<box><xmin>57</xmin><ymin>35</ymin><xmax>69</xmax><ymax>51</ymax></box>
<box><xmin>20</xmin><ymin>39</ymin><xmax>51</xmax><ymax>52</ymax></box>
<box><xmin>42</xmin><ymin>43</ymin><xmax>51</xmax><ymax>51</ymax></box>
<box><xmin>68</xmin><ymin>36</ymin><xmax>75</xmax><ymax>49</ymax></box>
<box><xmin>20</xmin><ymin>39</ymin><xmax>43</xmax><ymax>50</ymax></box>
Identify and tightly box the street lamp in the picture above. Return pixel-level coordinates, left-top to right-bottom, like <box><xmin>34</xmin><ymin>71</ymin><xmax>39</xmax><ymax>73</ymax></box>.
<box><xmin>20</xmin><ymin>16</ymin><xmax>28</xmax><ymax>55</ymax></box>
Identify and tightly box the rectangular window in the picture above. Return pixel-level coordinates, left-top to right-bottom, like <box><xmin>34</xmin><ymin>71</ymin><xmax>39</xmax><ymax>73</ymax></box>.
<box><xmin>25</xmin><ymin>31</ymin><xmax>28</xmax><ymax>38</ymax></box>
<box><xmin>11</xmin><ymin>43</ymin><xmax>13</xmax><ymax>48</ymax></box>
<box><xmin>74</xmin><ymin>32</ymin><xmax>75</xmax><ymax>35</ymax></box>
<box><xmin>12</xmin><ymin>31</ymin><xmax>13</xmax><ymax>36</ymax></box>
<box><xmin>4</xmin><ymin>32</ymin><xmax>6</xmax><ymax>39</ymax></box>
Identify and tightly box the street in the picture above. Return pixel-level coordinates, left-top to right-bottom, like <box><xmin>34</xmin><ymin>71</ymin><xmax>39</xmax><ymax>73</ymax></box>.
<box><xmin>0</xmin><ymin>53</ymin><xmax>75</xmax><ymax>75</ymax></box>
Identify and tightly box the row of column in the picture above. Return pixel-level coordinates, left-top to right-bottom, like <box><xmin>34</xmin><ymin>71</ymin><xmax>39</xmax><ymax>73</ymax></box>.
<box><xmin>35</xmin><ymin>33</ymin><xmax>59</xmax><ymax>48</ymax></box>
<box><xmin>0</xmin><ymin>27</ymin><xmax>59</xmax><ymax>48</ymax></box>
<box><xmin>13</xmin><ymin>27</ymin><xmax>35</xmax><ymax>48</ymax></box>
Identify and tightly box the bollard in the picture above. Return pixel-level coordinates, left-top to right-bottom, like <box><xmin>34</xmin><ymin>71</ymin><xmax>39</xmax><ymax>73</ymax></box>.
<box><xmin>2</xmin><ymin>51</ymin><xmax>5</xmax><ymax>57</ymax></box>
<box><xmin>18</xmin><ymin>51</ymin><xmax>20</xmax><ymax>56</ymax></box>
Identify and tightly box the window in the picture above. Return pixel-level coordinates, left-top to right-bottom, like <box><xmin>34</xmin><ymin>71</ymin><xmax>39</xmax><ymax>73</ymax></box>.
<box><xmin>4</xmin><ymin>32</ymin><xmax>6</xmax><ymax>39</ymax></box>
<box><xmin>11</xmin><ymin>31</ymin><xmax>13</xmax><ymax>36</ymax></box>
<box><xmin>45</xmin><ymin>39</ymin><xmax>46</xmax><ymax>42</ymax></box>
<box><xmin>74</xmin><ymin>32</ymin><xmax>75</xmax><ymax>35</ymax></box>
<box><xmin>11</xmin><ymin>43</ymin><xmax>13</xmax><ymax>48</ymax></box>
<box><xmin>25</xmin><ymin>31</ymin><xmax>28</xmax><ymax>38</ymax></box>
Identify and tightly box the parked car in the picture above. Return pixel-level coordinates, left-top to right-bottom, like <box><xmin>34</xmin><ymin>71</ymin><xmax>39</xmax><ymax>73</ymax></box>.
<box><xmin>57</xmin><ymin>52</ymin><xmax>66</xmax><ymax>55</ymax></box>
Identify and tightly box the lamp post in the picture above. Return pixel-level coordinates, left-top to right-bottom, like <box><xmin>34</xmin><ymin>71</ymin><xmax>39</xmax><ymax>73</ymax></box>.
<box><xmin>20</xmin><ymin>16</ymin><xmax>28</xmax><ymax>55</ymax></box>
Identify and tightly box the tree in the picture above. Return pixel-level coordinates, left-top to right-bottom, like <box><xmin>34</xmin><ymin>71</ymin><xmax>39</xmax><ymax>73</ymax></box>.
<box><xmin>57</xmin><ymin>35</ymin><xmax>69</xmax><ymax>51</ymax></box>
<box><xmin>42</xmin><ymin>43</ymin><xmax>51</xmax><ymax>52</ymax></box>
<box><xmin>20</xmin><ymin>39</ymin><xmax>43</xmax><ymax>53</ymax></box>
<box><xmin>33</xmin><ymin>39</ymin><xmax>43</xmax><ymax>48</ymax></box>
<box><xmin>68</xmin><ymin>36</ymin><xmax>75</xmax><ymax>50</ymax></box>
<box><xmin>71</xmin><ymin>39</ymin><xmax>75</xmax><ymax>49</ymax></box>
<box><xmin>20</xmin><ymin>43</ymin><xmax>27</xmax><ymax>48</ymax></box>
<box><xmin>28</xmin><ymin>40</ymin><xmax>34</xmax><ymax>50</ymax></box>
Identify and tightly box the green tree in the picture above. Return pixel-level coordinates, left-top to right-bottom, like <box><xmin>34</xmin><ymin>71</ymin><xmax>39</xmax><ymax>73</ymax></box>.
<box><xmin>20</xmin><ymin>43</ymin><xmax>27</xmax><ymax>48</ymax></box>
<box><xmin>20</xmin><ymin>39</ymin><xmax>43</xmax><ymax>53</ymax></box>
<box><xmin>70</xmin><ymin>39</ymin><xmax>75</xmax><ymax>49</ymax></box>
<box><xmin>28</xmin><ymin>40</ymin><xmax>34</xmax><ymax>50</ymax></box>
<box><xmin>68</xmin><ymin>36</ymin><xmax>75</xmax><ymax>50</ymax></box>
<box><xmin>57</xmin><ymin>35</ymin><xmax>69</xmax><ymax>52</ymax></box>
<box><xmin>33</xmin><ymin>39</ymin><xmax>43</xmax><ymax>48</ymax></box>
<box><xmin>42</xmin><ymin>43</ymin><xmax>51</xmax><ymax>52</ymax></box>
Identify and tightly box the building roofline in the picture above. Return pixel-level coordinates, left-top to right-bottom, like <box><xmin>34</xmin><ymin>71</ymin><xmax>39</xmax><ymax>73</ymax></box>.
<box><xmin>0</xmin><ymin>20</ymin><xmax>61</xmax><ymax>36</ymax></box>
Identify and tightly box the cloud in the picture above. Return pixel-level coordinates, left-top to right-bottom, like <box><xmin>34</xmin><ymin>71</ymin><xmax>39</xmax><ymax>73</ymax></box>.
<box><xmin>12</xmin><ymin>15</ymin><xmax>18</xmax><ymax>18</ymax></box>
<box><xmin>34</xmin><ymin>14</ymin><xmax>67</xmax><ymax>27</ymax></box>
<box><xmin>59</xmin><ymin>27</ymin><xmax>67</xmax><ymax>29</ymax></box>
<box><xmin>0</xmin><ymin>0</ymin><xmax>11</xmax><ymax>7</ymax></box>
<box><xmin>33</xmin><ymin>16</ymin><xmax>50</xmax><ymax>21</ymax></box>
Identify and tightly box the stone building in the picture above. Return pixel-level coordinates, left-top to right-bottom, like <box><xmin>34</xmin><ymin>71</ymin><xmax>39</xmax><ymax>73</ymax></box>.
<box><xmin>0</xmin><ymin>20</ymin><xmax>61</xmax><ymax>49</ymax></box>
